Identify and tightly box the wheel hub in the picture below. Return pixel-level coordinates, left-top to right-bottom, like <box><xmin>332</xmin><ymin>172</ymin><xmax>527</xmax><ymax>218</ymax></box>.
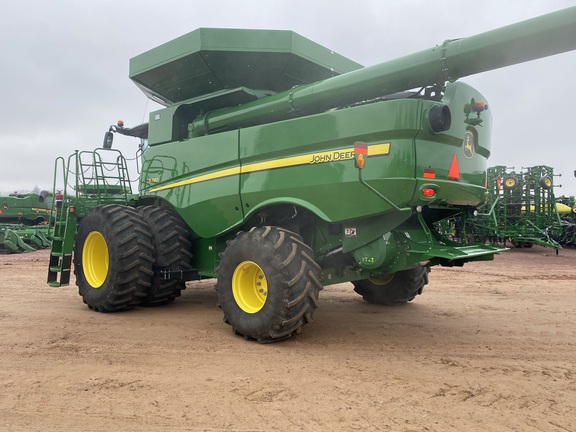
<box><xmin>232</xmin><ymin>261</ymin><xmax>268</xmax><ymax>313</ymax></box>
<box><xmin>368</xmin><ymin>273</ymin><xmax>395</xmax><ymax>286</ymax></box>
<box><xmin>82</xmin><ymin>231</ymin><xmax>109</xmax><ymax>288</ymax></box>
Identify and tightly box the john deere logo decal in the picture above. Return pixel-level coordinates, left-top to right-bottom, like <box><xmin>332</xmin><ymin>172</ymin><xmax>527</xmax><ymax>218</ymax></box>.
<box><xmin>463</xmin><ymin>130</ymin><xmax>474</xmax><ymax>159</ymax></box>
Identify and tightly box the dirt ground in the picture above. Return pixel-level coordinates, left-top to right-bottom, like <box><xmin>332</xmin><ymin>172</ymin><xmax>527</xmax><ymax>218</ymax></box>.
<box><xmin>0</xmin><ymin>246</ymin><xmax>575</xmax><ymax>432</ymax></box>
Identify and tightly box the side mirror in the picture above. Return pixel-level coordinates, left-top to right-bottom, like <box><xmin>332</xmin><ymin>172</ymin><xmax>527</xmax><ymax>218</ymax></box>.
<box><xmin>103</xmin><ymin>131</ymin><xmax>114</xmax><ymax>149</ymax></box>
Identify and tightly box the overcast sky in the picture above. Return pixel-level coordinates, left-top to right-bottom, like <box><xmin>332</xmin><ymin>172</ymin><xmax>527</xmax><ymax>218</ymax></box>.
<box><xmin>1</xmin><ymin>0</ymin><xmax>575</xmax><ymax>197</ymax></box>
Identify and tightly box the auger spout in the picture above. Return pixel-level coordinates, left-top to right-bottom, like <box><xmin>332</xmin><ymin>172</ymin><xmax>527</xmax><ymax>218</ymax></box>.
<box><xmin>182</xmin><ymin>7</ymin><xmax>576</xmax><ymax>136</ymax></box>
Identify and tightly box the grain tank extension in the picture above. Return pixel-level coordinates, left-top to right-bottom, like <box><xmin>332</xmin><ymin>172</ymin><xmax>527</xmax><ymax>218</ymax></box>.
<box><xmin>48</xmin><ymin>8</ymin><xmax>576</xmax><ymax>342</ymax></box>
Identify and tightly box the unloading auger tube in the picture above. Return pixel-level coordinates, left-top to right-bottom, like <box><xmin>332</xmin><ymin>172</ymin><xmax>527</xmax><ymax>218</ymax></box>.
<box><xmin>189</xmin><ymin>6</ymin><xmax>576</xmax><ymax>136</ymax></box>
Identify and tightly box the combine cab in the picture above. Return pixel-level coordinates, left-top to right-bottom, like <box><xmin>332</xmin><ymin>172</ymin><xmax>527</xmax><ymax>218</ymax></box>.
<box><xmin>48</xmin><ymin>9</ymin><xmax>576</xmax><ymax>342</ymax></box>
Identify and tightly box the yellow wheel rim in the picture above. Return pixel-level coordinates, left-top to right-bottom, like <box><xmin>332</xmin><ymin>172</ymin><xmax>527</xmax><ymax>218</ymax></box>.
<box><xmin>505</xmin><ymin>178</ymin><xmax>516</xmax><ymax>188</ymax></box>
<box><xmin>232</xmin><ymin>261</ymin><xmax>268</xmax><ymax>313</ymax></box>
<box><xmin>83</xmin><ymin>231</ymin><xmax>109</xmax><ymax>288</ymax></box>
<box><xmin>368</xmin><ymin>274</ymin><xmax>394</xmax><ymax>286</ymax></box>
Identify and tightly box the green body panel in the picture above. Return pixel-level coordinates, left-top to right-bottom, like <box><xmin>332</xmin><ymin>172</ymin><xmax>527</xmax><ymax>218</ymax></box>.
<box><xmin>142</xmin><ymin>81</ymin><xmax>490</xmax><ymax>239</ymax></box>
<box><xmin>141</xmin><ymin>130</ymin><xmax>243</xmax><ymax>238</ymax></box>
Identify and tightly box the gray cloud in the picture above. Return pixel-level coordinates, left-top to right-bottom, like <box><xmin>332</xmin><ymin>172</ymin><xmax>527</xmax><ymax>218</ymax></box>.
<box><xmin>1</xmin><ymin>0</ymin><xmax>575</xmax><ymax>195</ymax></box>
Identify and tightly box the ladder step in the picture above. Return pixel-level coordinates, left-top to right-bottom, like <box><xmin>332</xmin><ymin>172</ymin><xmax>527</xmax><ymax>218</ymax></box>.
<box><xmin>60</xmin><ymin>270</ymin><xmax>71</xmax><ymax>286</ymax></box>
<box><xmin>47</xmin><ymin>252</ymin><xmax>72</xmax><ymax>286</ymax></box>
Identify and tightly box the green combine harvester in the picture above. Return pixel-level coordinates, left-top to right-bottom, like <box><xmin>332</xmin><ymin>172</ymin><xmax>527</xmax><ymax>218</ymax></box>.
<box><xmin>0</xmin><ymin>192</ymin><xmax>53</xmax><ymax>253</ymax></box>
<box><xmin>47</xmin><ymin>8</ymin><xmax>576</xmax><ymax>342</ymax></box>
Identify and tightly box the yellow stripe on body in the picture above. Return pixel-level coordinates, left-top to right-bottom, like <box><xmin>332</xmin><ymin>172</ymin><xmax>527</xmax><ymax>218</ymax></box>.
<box><xmin>150</xmin><ymin>166</ymin><xmax>241</xmax><ymax>192</ymax></box>
<box><xmin>150</xmin><ymin>143</ymin><xmax>391</xmax><ymax>193</ymax></box>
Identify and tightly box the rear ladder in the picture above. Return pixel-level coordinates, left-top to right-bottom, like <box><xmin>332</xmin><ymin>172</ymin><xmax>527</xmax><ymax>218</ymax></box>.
<box><xmin>47</xmin><ymin>149</ymin><xmax>137</xmax><ymax>287</ymax></box>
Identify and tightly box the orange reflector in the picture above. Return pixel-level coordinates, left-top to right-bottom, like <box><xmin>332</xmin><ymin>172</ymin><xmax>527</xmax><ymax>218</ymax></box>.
<box><xmin>448</xmin><ymin>154</ymin><xmax>460</xmax><ymax>180</ymax></box>
<box><xmin>354</xmin><ymin>142</ymin><xmax>367</xmax><ymax>169</ymax></box>
<box><xmin>69</xmin><ymin>207</ymin><xmax>75</xmax><ymax>213</ymax></box>
<box><xmin>423</xmin><ymin>168</ymin><xmax>436</xmax><ymax>179</ymax></box>
<box><xmin>422</xmin><ymin>188</ymin><xmax>436</xmax><ymax>198</ymax></box>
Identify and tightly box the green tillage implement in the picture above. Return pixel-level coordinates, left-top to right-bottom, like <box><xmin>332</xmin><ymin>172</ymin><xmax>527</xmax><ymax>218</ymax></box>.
<box><xmin>0</xmin><ymin>224</ymin><xmax>52</xmax><ymax>253</ymax></box>
<box><xmin>554</xmin><ymin>196</ymin><xmax>576</xmax><ymax>246</ymax></box>
<box><xmin>48</xmin><ymin>8</ymin><xmax>576</xmax><ymax>342</ymax></box>
<box><xmin>0</xmin><ymin>192</ymin><xmax>54</xmax><ymax>253</ymax></box>
<box><xmin>459</xmin><ymin>166</ymin><xmax>562</xmax><ymax>250</ymax></box>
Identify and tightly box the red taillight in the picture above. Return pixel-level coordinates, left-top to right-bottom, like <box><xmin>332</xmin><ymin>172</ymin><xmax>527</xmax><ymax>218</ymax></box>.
<box><xmin>354</xmin><ymin>141</ymin><xmax>368</xmax><ymax>155</ymax></box>
<box><xmin>422</xmin><ymin>188</ymin><xmax>436</xmax><ymax>198</ymax></box>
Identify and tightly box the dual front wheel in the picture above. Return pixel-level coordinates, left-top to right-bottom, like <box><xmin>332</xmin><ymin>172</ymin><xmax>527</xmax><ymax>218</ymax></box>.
<box><xmin>74</xmin><ymin>204</ymin><xmax>192</xmax><ymax>312</ymax></box>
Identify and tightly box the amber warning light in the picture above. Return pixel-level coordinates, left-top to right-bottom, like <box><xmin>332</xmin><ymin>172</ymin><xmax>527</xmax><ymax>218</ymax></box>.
<box><xmin>423</xmin><ymin>168</ymin><xmax>436</xmax><ymax>179</ymax></box>
<box><xmin>354</xmin><ymin>142</ymin><xmax>367</xmax><ymax>169</ymax></box>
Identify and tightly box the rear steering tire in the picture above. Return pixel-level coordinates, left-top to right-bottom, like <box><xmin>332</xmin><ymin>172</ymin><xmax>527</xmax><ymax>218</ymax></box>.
<box><xmin>216</xmin><ymin>226</ymin><xmax>323</xmax><ymax>343</ymax></box>
<box><xmin>74</xmin><ymin>205</ymin><xmax>154</xmax><ymax>312</ymax></box>
<box><xmin>353</xmin><ymin>267</ymin><xmax>430</xmax><ymax>305</ymax></box>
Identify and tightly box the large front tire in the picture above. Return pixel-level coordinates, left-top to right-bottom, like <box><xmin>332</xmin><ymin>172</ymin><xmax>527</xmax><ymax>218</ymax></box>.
<box><xmin>74</xmin><ymin>205</ymin><xmax>154</xmax><ymax>312</ymax></box>
<box><xmin>137</xmin><ymin>206</ymin><xmax>193</xmax><ymax>305</ymax></box>
<box><xmin>216</xmin><ymin>226</ymin><xmax>322</xmax><ymax>343</ymax></box>
<box><xmin>353</xmin><ymin>267</ymin><xmax>430</xmax><ymax>305</ymax></box>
